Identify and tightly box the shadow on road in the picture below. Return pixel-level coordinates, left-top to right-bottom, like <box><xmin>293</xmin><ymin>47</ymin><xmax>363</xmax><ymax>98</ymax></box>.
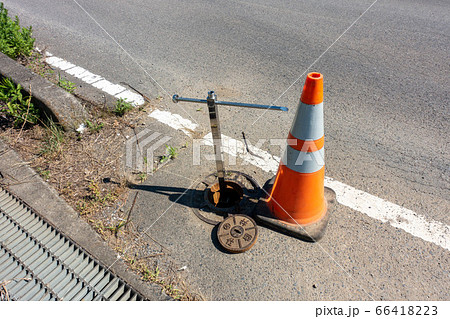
<box><xmin>129</xmin><ymin>183</ymin><xmax>234</xmax><ymax>254</ymax></box>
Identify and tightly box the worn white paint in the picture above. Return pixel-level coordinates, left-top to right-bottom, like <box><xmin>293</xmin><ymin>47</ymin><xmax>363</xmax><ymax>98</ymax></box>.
<box><xmin>148</xmin><ymin>109</ymin><xmax>198</xmax><ymax>137</ymax></box>
<box><xmin>44</xmin><ymin>52</ymin><xmax>144</xmax><ymax>106</ymax></box>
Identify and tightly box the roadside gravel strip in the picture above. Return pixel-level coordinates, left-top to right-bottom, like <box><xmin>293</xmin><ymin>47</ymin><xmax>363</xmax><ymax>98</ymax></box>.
<box><xmin>43</xmin><ymin>54</ymin><xmax>450</xmax><ymax>252</ymax></box>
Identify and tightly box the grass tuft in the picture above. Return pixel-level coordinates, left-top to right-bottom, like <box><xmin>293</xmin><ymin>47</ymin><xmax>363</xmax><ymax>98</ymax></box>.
<box><xmin>159</xmin><ymin>145</ymin><xmax>178</xmax><ymax>163</ymax></box>
<box><xmin>0</xmin><ymin>77</ymin><xmax>40</xmax><ymax>127</ymax></box>
<box><xmin>0</xmin><ymin>2</ymin><xmax>35</xmax><ymax>59</ymax></box>
<box><xmin>57</xmin><ymin>73</ymin><xmax>76</xmax><ymax>94</ymax></box>
<box><xmin>39</xmin><ymin>118</ymin><xmax>65</xmax><ymax>155</ymax></box>
<box><xmin>114</xmin><ymin>98</ymin><xmax>133</xmax><ymax>116</ymax></box>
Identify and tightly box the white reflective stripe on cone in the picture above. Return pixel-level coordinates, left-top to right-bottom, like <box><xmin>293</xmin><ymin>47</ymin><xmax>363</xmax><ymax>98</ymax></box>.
<box><xmin>282</xmin><ymin>145</ymin><xmax>324</xmax><ymax>174</ymax></box>
<box><xmin>290</xmin><ymin>102</ymin><xmax>324</xmax><ymax>141</ymax></box>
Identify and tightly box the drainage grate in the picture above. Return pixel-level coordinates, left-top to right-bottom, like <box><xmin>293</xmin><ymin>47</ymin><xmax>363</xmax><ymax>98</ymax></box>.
<box><xmin>0</xmin><ymin>187</ymin><xmax>144</xmax><ymax>301</ymax></box>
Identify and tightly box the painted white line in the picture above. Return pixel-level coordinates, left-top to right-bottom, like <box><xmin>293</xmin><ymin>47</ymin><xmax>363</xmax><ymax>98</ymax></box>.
<box><xmin>149</xmin><ymin>109</ymin><xmax>450</xmax><ymax>251</ymax></box>
<box><xmin>46</xmin><ymin>56</ymin><xmax>75</xmax><ymax>70</ymax></box>
<box><xmin>65</xmin><ymin>66</ymin><xmax>88</xmax><ymax>78</ymax></box>
<box><xmin>103</xmin><ymin>83</ymin><xmax>127</xmax><ymax>96</ymax></box>
<box><xmin>78</xmin><ymin>71</ymin><xmax>103</xmax><ymax>84</ymax></box>
<box><xmin>115</xmin><ymin>90</ymin><xmax>145</xmax><ymax>106</ymax></box>
<box><xmin>148</xmin><ymin>109</ymin><xmax>198</xmax><ymax>137</ymax></box>
<box><xmin>324</xmin><ymin>177</ymin><xmax>450</xmax><ymax>251</ymax></box>
<box><xmin>44</xmin><ymin>52</ymin><xmax>144</xmax><ymax>106</ymax></box>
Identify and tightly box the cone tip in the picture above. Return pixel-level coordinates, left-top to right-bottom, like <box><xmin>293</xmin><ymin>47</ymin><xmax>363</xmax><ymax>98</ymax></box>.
<box><xmin>307</xmin><ymin>72</ymin><xmax>323</xmax><ymax>81</ymax></box>
<box><xmin>300</xmin><ymin>72</ymin><xmax>323</xmax><ymax>105</ymax></box>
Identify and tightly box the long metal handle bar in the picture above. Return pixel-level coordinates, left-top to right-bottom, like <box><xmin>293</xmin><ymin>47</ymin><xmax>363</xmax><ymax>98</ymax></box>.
<box><xmin>172</xmin><ymin>95</ymin><xmax>288</xmax><ymax>112</ymax></box>
<box><xmin>172</xmin><ymin>91</ymin><xmax>287</xmax><ymax>202</ymax></box>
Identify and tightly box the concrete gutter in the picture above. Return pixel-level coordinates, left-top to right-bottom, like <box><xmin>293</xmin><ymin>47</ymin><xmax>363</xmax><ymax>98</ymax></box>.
<box><xmin>0</xmin><ymin>52</ymin><xmax>87</xmax><ymax>131</ymax></box>
<box><xmin>0</xmin><ymin>140</ymin><xmax>171</xmax><ymax>301</ymax></box>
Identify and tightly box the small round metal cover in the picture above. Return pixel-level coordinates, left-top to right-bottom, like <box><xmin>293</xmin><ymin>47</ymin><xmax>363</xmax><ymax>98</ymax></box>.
<box><xmin>217</xmin><ymin>215</ymin><xmax>258</xmax><ymax>253</ymax></box>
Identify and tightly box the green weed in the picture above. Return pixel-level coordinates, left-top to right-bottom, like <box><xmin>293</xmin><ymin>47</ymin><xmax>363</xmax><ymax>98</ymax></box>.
<box><xmin>57</xmin><ymin>73</ymin><xmax>76</xmax><ymax>94</ymax></box>
<box><xmin>164</xmin><ymin>284</ymin><xmax>182</xmax><ymax>300</ymax></box>
<box><xmin>0</xmin><ymin>77</ymin><xmax>39</xmax><ymax>127</ymax></box>
<box><xmin>142</xmin><ymin>266</ymin><xmax>160</xmax><ymax>282</ymax></box>
<box><xmin>0</xmin><ymin>3</ymin><xmax>35</xmax><ymax>59</ymax></box>
<box><xmin>106</xmin><ymin>220</ymin><xmax>127</xmax><ymax>236</ymax></box>
<box><xmin>85</xmin><ymin>119</ymin><xmax>104</xmax><ymax>133</ymax></box>
<box><xmin>86</xmin><ymin>180</ymin><xmax>116</xmax><ymax>205</ymax></box>
<box><xmin>114</xmin><ymin>98</ymin><xmax>133</xmax><ymax>116</ymax></box>
<box><xmin>36</xmin><ymin>167</ymin><xmax>50</xmax><ymax>180</ymax></box>
<box><xmin>90</xmin><ymin>219</ymin><xmax>106</xmax><ymax>235</ymax></box>
<box><xmin>159</xmin><ymin>145</ymin><xmax>178</xmax><ymax>163</ymax></box>
<box><xmin>138</xmin><ymin>172</ymin><xmax>147</xmax><ymax>182</ymax></box>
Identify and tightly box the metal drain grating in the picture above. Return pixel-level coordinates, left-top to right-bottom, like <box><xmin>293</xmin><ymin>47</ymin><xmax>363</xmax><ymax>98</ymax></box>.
<box><xmin>0</xmin><ymin>187</ymin><xmax>144</xmax><ymax>301</ymax></box>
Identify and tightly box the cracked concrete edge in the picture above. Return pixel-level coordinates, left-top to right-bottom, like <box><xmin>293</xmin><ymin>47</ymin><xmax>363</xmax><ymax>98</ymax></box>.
<box><xmin>0</xmin><ymin>139</ymin><xmax>172</xmax><ymax>301</ymax></box>
<box><xmin>0</xmin><ymin>52</ymin><xmax>88</xmax><ymax>131</ymax></box>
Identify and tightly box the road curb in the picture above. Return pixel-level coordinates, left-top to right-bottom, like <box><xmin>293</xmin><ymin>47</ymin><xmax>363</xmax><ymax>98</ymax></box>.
<box><xmin>0</xmin><ymin>52</ymin><xmax>87</xmax><ymax>131</ymax></box>
<box><xmin>0</xmin><ymin>139</ymin><xmax>171</xmax><ymax>301</ymax></box>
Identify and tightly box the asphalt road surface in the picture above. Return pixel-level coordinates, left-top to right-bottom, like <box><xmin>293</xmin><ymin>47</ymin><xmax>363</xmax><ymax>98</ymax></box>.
<box><xmin>4</xmin><ymin>0</ymin><xmax>449</xmax><ymax>300</ymax></box>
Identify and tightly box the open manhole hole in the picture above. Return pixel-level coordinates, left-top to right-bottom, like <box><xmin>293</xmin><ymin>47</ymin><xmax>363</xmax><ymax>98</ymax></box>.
<box><xmin>207</xmin><ymin>181</ymin><xmax>243</xmax><ymax>208</ymax></box>
<box><xmin>190</xmin><ymin>171</ymin><xmax>260</xmax><ymax>225</ymax></box>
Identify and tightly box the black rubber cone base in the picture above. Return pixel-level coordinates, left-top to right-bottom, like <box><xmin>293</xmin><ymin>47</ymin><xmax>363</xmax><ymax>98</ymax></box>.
<box><xmin>253</xmin><ymin>177</ymin><xmax>336</xmax><ymax>242</ymax></box>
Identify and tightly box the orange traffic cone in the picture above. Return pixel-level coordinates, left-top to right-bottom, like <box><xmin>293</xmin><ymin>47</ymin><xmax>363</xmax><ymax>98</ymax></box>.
<box><xmin>254</xmin><ymin>72</ymin><xmax>335</xmax><ymax>241</ymax></box>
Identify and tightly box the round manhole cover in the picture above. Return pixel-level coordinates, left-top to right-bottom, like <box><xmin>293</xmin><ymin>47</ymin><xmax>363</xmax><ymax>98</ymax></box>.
<box><xmin>190</xmin><ymin>171</ymin><xmax>260</xmax><ymax>225</ymax></box>
<box><xmin>217</xmin><ymin>215</ymin><xmax>258</xmax><ymax>253</ymax></box>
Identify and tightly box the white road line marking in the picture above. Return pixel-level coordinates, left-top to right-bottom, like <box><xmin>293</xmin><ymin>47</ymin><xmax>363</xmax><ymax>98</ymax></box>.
<box><xmin>78</xmin><ymin>71</ymin><xmax>103</xmax><ymax>84</ymax></box>
<box><xmin>46</xmin><ymin>56</ymin><xmax>75</xmax><ymax>70</ymax></box>
<box><xmin>115</xmin><ymin>90</ymin><xmax>142</xmax><ymax>104</ymax></box>
<box><xmin>101</xmin><ymin>83</ymin><xmax>127</xmax><ymax>96</ymax></box>
<box><xmin>148</xmin><ymin>109</ymin><xmax>198</xmax><ymax>137</ymax></box>
<box><xmin>149</xmin><ymin>109</ymin><xmax>450</xmax><ymax>251</ymax></box>
<box><xmin>44</xmin><ymin>52</ymin><xmax>145</xmax><ymax>106</ymax></box>
<box><xmin>65</xmin><ymin>66</ymin><xmax>88</xmax><ymax>78</ymax></box>
<box><xmin>324</xmin><ymin>177</ymin><xmax>450</xmax><ymax>251</ymax></box>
